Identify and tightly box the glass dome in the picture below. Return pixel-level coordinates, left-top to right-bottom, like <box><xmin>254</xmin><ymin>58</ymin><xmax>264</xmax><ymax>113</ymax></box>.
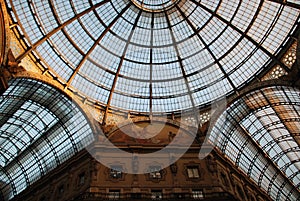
<box><xmin>6</xmin><ymin>0</ymin><xmax>300</xmax><ymax>113</ymax></box>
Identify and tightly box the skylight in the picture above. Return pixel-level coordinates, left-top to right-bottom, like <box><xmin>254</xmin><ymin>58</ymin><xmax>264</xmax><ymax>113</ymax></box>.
<box><xmin>6</xmin><ymin>0</ymin><xmax>300</xmax><ymax>113</ymax></box>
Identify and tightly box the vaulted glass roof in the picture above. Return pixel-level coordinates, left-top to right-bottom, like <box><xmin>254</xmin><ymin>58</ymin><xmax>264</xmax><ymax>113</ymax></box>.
<box><xmin>5</xmin><ymin>0</ymin><xmax>300</xmax><ymax>113</ymax></box>
<box><xmin>0</xmin><ymin>78</ymin><xmax>94</xmax><ymax>200</ymax></box>
<box><xmin>210</xmin><ymin>85</ymin><xmax>300</xmax><ymax>201</ymax></box>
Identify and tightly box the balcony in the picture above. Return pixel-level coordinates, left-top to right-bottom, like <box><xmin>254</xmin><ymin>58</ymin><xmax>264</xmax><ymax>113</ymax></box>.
<box><xmin>71</xmin><ymin>192</ymin><xmax>237</xmax><ymax>201</ymax></box>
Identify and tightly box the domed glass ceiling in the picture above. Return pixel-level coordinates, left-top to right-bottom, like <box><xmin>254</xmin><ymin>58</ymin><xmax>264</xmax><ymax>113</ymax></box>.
<box><xmin>6</xmin><ymin>0</ymin><xmax>300</xmax><ymax>113</ymax></box>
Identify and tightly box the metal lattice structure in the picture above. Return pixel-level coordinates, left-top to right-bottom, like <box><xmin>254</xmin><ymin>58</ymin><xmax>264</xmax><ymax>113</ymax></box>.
<box><xmin>1</xmin><ymin>1</ymin><xmax>300</xmax><ymax>201</ymax></box>
<box><xmin>0</xmin><ymin>78</ymin><xmax>94</xmax><ymax>200</ymax></box>
<box><xmin>210</xmin><ymin>85</ymin><xmax>300</xmax><ymax>201</ymax></box>
<box><xmin>5</xmin><ymin>0</ymin><xmax>300</xmax><ymax>115</ymax></box>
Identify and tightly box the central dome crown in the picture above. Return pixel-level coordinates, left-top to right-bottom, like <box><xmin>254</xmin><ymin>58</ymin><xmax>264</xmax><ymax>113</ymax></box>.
<box><xmin>131</xmin><ymin>0</ymin><xmax>180</xmax><ymax>12</ymax></box>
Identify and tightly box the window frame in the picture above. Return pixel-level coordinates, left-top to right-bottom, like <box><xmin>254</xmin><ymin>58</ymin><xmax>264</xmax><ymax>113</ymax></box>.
<box><xmin>108</xmin><ymin>190</ymin><xmax>121</xmax><ymax>200</ymax></box>
<box><xmin>187</xmin><ymin>166</ymin><xmax>200</xmax><ymax>179</ymax></box>
<box><xmin>151</xmin><ymin>190</ymin><xmax>163</xmax><ymax>200</ymax></box>
<box><xmin>149</xmin><ymin>166</ymin><xmax>162</xmax><ymax>179</ymax></box>
<box><xmin>191</xmin><ymin>189</ymin><xmax>204</xmax><ymax>199</ymax></box>
<box><xmin>108</xmin><ymin>165</ymin><xmax>124</xmax><ymax>181</ymax></box>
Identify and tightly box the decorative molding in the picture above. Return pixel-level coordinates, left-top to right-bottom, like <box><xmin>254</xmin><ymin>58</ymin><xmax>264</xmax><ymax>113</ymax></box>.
<box><xmin>0</xmin><ymin>2</ymin><xmax>10</xmax><ymax>67</ymax></box>
<box><xmin>105</xmin><ymin>163</ymin><xmax>126</xmax><ymax>183</ymax></box>
<box><xmin>145</xmin><ymin>163</ymin><xmax>167</xmax><ymax>183</ymax></box>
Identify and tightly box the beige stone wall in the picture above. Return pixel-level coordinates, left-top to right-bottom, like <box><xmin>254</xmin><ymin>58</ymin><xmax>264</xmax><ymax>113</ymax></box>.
<box><xmin>0</xmin><ymin>2</ymin><xmax>9</xmax><ymax>66</ymax></box>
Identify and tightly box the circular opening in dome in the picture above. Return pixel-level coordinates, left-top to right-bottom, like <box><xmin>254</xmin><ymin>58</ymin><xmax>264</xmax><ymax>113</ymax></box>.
<box><xmin>131</xmin><ymin>0</ymin><xmax>180</xmax><ymax>12</ymax></box>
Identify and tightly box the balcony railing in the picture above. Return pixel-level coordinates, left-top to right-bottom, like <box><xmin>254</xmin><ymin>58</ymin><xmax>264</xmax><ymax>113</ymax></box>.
<box><xmin>71</xmin><ymin>192</ymin><xmax>236</xmax><ymax>201</ymax></box>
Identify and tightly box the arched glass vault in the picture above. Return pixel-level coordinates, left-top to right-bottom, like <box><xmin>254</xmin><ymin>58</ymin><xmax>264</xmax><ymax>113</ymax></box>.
<box><xmin>5</xmin><ymin>0</ymin><xmax>300</xmax><ymax>114</ymax></box>
<box><xmin>210</xmin><ymin>85</ymin><xmax>300</xmax><ymax>201</ymax></box>
<box><xmin>0</xmin><ymin>78</ymin><xmax>94</xmax><ymax>200</ymax></box>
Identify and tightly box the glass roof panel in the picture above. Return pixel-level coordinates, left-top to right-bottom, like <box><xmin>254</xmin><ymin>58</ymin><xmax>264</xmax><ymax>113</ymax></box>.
<box><xmin>231</xmin><ymin>0</ymin><xmax>260</xmax><ymax>32</ymax></box>
<box><xmin>110</xmin><ymin>92</ymin><xmax>149</xmax><ymax>112</ymax></box>
<box><xmin>80</xmin><ymin>12</ymin><xmax>105</xmax><ymax>40</ymax></box>
<box><xmin>209</xmin><ymin>26</ymin><xmax>241</xmax><ymax>59</ymax></box>
<box><xmin>115</xmin><ymin>77</ymin><xmax>150</xmax><ymax>96</ymax></box>
<box><xmin>72</xmin><ymin>73</ymin><xmax>111</xmax><ymax>102</ymax></box>
<box><xmin>53</xmin><ymin>0</ymin><xmax>75</xmax><ymax>23</ymax></box>
<box><xmin>78</xmin><ymin>60</ymin><xmax>113</xmax><ymax>88</ymax></box>
<box><xmin>200</xmin><ymin>0</ymin><xmax>219</xmax><ymax>11</ymax></box>
<box><xmin>6</xmin><ymin>0</ymin><xmax>300</xmax><ymax>113</ymax></box>
<box><xmin>33</xmin><ymin>0</ymin><xmax>58</xmax><ymax>33</ymax></box>
<box><xmin>120</xmin><ymin>61</ymin><xmax>150</xmax><ymax>79</ymax></box>
<box><xmin>229</xmin><ymin>49</ymin><xmax>270</xmax><ymax>87</ymax></box>
<box><xmin>289</xmin><ymin>0</ymin><xmax>300</xmax><ymax>5</ymax></box>
<box><xmin>36</xmin><ymin>43</ymin><xmax>74</xmax><ymax>81</ymax></box>
<box><xmin>153</xmin><ymin>79</ymin><xmax>189</xmax><ymax>96</ymax></box>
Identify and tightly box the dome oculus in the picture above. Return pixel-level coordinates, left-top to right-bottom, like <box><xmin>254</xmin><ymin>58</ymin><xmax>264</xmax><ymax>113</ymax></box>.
<box><xmin>131</xmin><ymin>0</ymin><xmax>180</xmax><ymax>12</ymax></box>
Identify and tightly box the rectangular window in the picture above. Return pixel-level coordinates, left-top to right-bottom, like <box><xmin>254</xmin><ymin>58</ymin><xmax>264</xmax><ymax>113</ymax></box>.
<box><xmin>131</xmin><ymin>193</ymin><xmax>142</xmax><ymax>199</ymax></box>
<box><xmin>57</xmin><ymin>185</ymin><xmax>64</xmax><ymax>197</ymax></box>
<box><xmin>108</xmin><ymin>190</ymin><xmax>120</xmax><ymax>200</ymax></box>
<box><xmin>110</xmin><ymin>165</ymin><xmax>122</xmax><ymax>179</ymax></box>
<box><xmin>78</xmin><ymin>173</ymin><xmax>85</xmax><ymax>185</ymax></box>
<box><xmin>39</xmin><ymin>196</ymin><xmax>47</xmax><ymax>201</ymax></box>
<box><xmin>220</xmin><ymin>173</ymin><xmax>229</xmax><ymax>186</ymax></box>
<box><xmin>174</xmin><ymin>193</ymin><xmax>185</xmax><ymax>199</ymax></box>
<box><xmin>151</xmin><ymin>190</ymin><xmax>162</xmax><ymax>200</ymax></box>
<box><xmin>187</xmin><ymin>166</ymin><xmax>199</xmax><ymax>178</ymax></box>
<box><xmin>149</xmin><ymin>166</ymin><xmax>162</xmax><ymax>179</ymax></box>
<box><xmin>192</xmin><ymin>190</ymin><xmax>204</xmax><ymax>199</ymax></box>
<box><xmin>59</xmin><ymin>186</ymin><xmax>64</xmax><ymax>194</ymax></box>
